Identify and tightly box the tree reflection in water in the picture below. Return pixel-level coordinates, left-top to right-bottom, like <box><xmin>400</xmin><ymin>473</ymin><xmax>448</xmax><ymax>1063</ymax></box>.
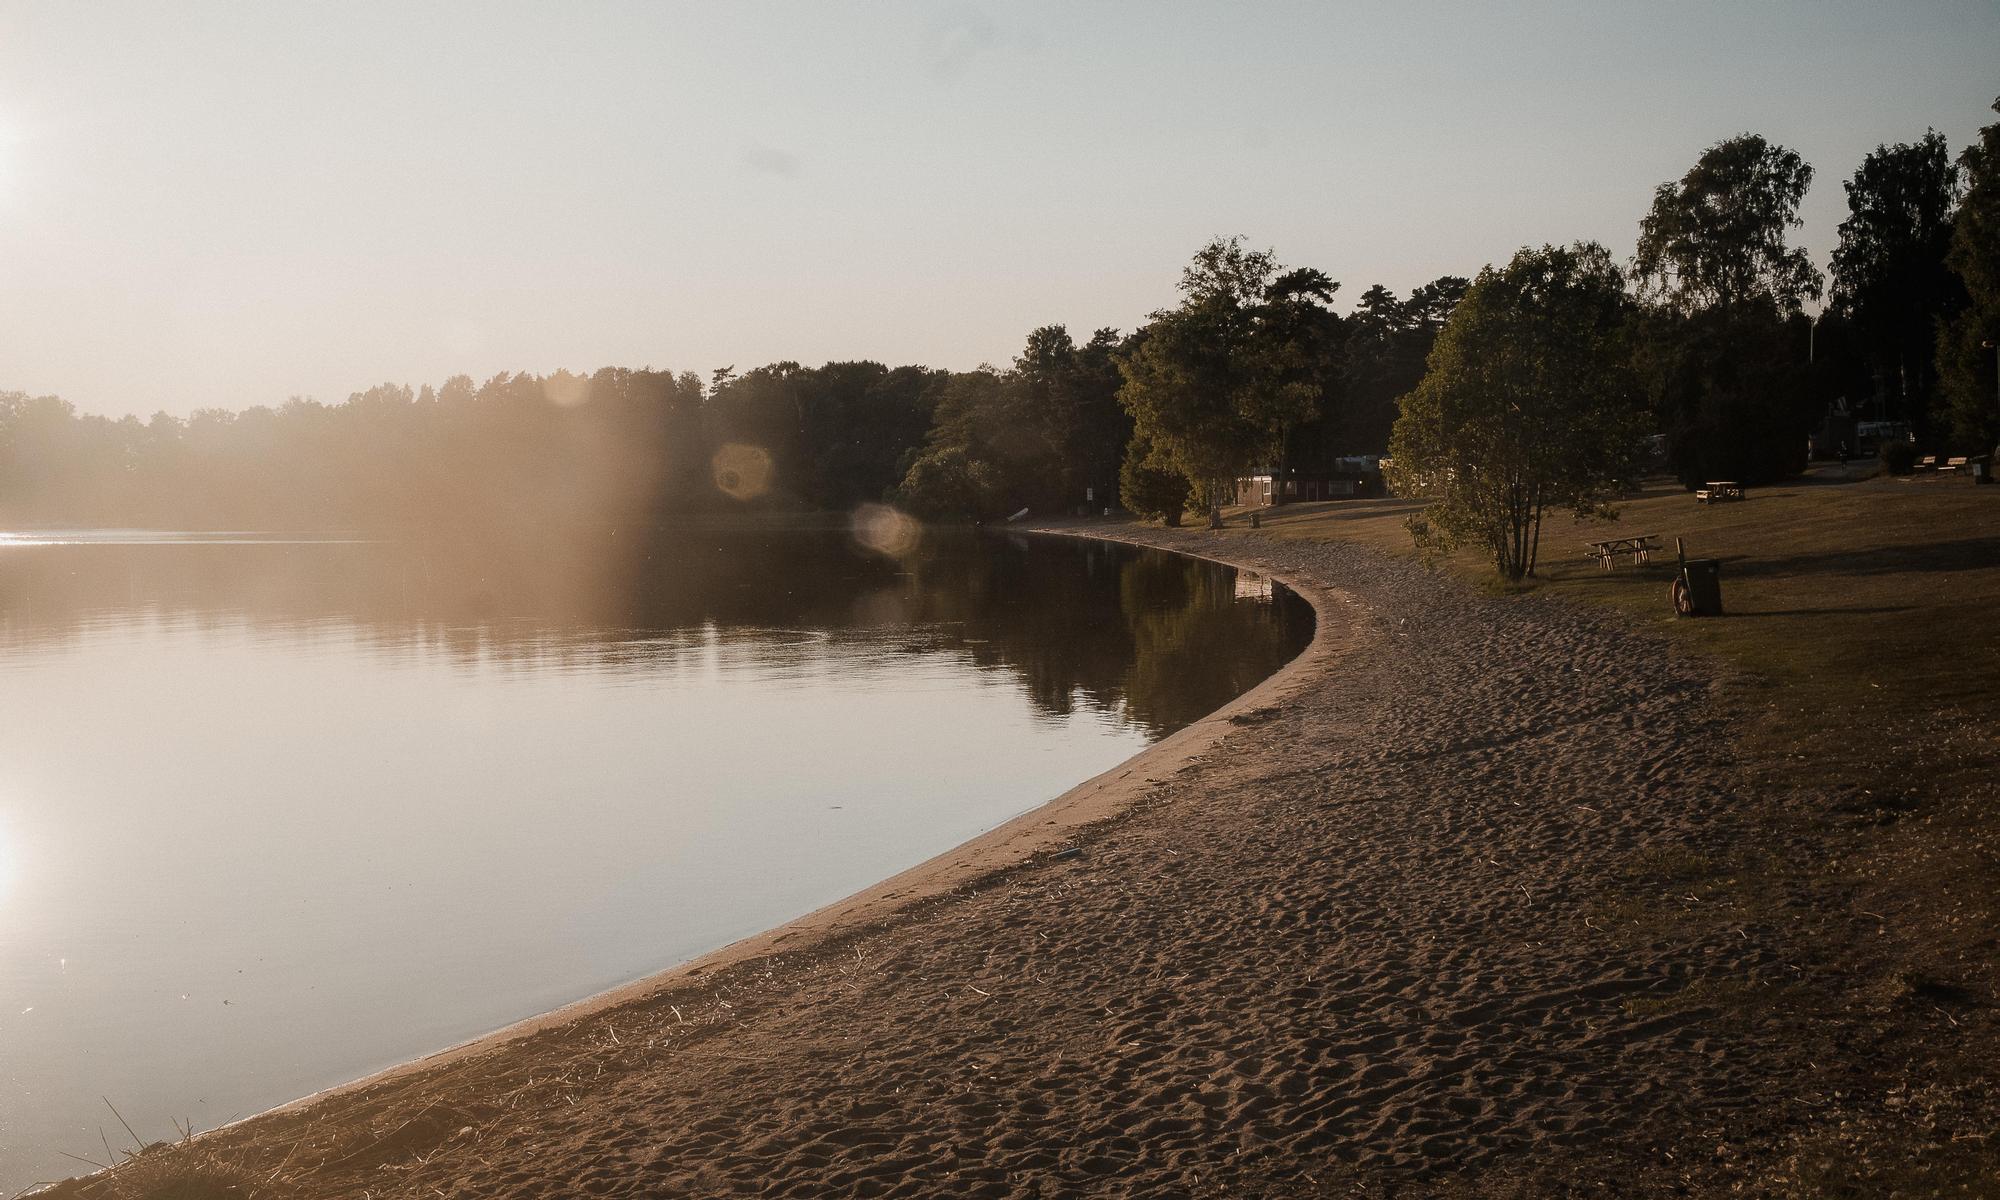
<box><xmin>0</xmin><ymin>521</ymin><xmax>1311</xmax><ymax>738</ymax></box>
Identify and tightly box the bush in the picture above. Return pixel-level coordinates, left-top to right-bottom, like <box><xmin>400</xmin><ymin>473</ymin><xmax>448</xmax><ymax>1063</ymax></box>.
<box><xmin>892</xmin><ymin>446</ymin><xmax>1002</xmax><ymax>520</ymax></box>
<box><xmin>1879</xmin><ymin>439</ymin><xmax>1918</xmax><ymax>475</ymax></box>
<box><xmin>1118</xmin><ymin>435</ymin><xmax>1191</xmax><ymax>526</ymax></box>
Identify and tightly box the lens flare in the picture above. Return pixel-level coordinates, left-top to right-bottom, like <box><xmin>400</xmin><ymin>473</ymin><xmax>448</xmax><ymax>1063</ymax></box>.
<box><xmin>850</xmin><ymin>503</ymin><xmax>921</xmax><ymax>558</ymax></box>
<box><xmin>711</xmin><ymin>443</ymin><xmax>775</xmax><ymax>502</ymax></box>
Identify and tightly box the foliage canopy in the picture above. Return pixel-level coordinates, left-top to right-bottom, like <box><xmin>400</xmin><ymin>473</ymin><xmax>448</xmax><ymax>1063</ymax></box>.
<box><xmin>1635</xmin><ymin>134</ymin><xmax>1823</xmax><ymax>315</ymax></box>
<box><xmin>893</xmin><ymin>326</ymin><xmax>1129</xmax><ymax>520</ymax></box>
<box><xmin>1117</xmin><ymin>238</ymin><xmax>1340</xmax><ymax>513</ymax></box>
<box><xmin>1829</xmin><ymin>131</ymin><xmax>1963</xmax><ymax>431</ymax></box>
<box><xmin>1389</xmin><ymin>243</ymin><xmax>1646</xmax><ymax>580</ymax></box>
<box><xmin>1938</xmin><ymin>98</ymin><xmax>2000</xmax><ymax>450</ymax></box>
<box><xmin>1633</xmin><ymin>133</ymin><xmax>1823</xmax><ymax>486</ymax></box>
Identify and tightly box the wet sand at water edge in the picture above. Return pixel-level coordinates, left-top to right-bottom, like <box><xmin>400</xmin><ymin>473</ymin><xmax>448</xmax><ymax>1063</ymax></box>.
<box><xmin>53</xmin><ymin>527</ymin><xmax>1819</xmax><ymax>1198</ymax></box>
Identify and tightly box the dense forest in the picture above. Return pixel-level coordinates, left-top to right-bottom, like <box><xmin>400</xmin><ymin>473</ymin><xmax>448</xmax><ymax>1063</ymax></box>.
<box><xmin>2</xmin><ymin>99</ymin><xmax>1995</xmax><ymax>531</ymax></box>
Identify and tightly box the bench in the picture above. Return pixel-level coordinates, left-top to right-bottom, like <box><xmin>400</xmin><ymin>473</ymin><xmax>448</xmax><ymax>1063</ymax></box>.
<box><xmin>1940</xmin><ymin>456</ymin><xmax>1969</xmax><ymax>473</ymax></box>
<box><xmin>1914</xmin><ymin>455</ymin><xmax>1939</xmax><ymax>471</ymax></box>
<box><xmin>1695</xmin><ymin>481</ymin><xmax>1744</xmax><ymax>504</ymax></box>
<box><xmin>1585</xmin><ymin>534</ymin><xmax>1662</xmax><ymax>570</ymax></box>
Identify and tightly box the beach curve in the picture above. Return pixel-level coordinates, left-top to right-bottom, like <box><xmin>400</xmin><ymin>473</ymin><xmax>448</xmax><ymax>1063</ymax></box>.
<box><xmin>45</xmin><ymin>529</ymin><xmax>1340</xmax><ymax>1188</ymax></box>
<box><xmin>49</xmin><ymin>525</ymin><xmax>1798</xmax><ymax>1198</ymax></box>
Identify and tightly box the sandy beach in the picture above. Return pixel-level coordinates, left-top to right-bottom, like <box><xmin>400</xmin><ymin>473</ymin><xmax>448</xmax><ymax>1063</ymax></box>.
<box><xmin>52</xmin><ymin>528</ymin><xmax>1839</xmax><ymax>1197</ymax></box>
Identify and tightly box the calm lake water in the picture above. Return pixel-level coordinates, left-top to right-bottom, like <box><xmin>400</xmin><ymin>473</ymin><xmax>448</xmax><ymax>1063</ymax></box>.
<box><xmin>0</xmin><ymin>523</ymin><xmax>1309</xmax><ymax>1191</ymax></box>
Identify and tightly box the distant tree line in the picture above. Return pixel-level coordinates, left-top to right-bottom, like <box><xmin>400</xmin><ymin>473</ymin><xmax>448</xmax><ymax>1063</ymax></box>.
<box><xmin>0</xmin><ymin>272</ymin><xmax>1457</xmax><ymax>531</ymax></box>
<box><xmin>1386</xmin><ymin>97</ymin><xmax>2000</xmax><ymax>579</ymax></box>
<box><xmin>3</xmin><ymin>98</ymin><xmax>1995</xmax><ymax>537</ymax></box>
<box><xmin>0</xmin><ymin>365</ymin><xmax>936</xmax><ymax>532</ymax></box>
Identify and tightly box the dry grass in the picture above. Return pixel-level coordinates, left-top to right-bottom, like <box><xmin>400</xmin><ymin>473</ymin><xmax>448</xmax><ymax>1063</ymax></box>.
<box><xmin>92</xmin><ymin>1155</ymin><xmax>260</xmax><ymax>1200</ymax></box>
<box><xmin>30</xmin><ymin>1134</ymin><xmax>271</xmax><ymax>1200</ymax></box>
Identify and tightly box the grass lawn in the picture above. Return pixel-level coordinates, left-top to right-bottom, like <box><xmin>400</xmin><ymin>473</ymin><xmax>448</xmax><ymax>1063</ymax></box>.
<box><xmin>1208</xmin><ymin>465</ymin><xmax>2000</xmax><ymax>1193</ymax></box>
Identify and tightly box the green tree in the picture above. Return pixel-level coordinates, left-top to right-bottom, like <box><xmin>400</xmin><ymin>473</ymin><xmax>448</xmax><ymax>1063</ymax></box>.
<box><xmin>1635</xmin><ymin>133</ymin><xmax>1823</xmax><ymax>314</ymax></box>
<box><xmin>1117</xmin><ymin>238</ymin><xmax>1338</xmax><ymax>518</ymax></box>
<box><xmin>1389</xmin><ymin>243</ymin><xmax>1646</xmax><ymax>580</ymax></box>
<box><xmin>1337</xmin><ymin>276</ymin><xmax>1468</xmax><ymax>454</ymax></box>
<box><xmin>1067</xmin><ymin>328</ymin><xmax>1135</xmax><ymax>509</ymax></box>
<box><xmin>1258</xmin><ymin>266</ymin><xmax>1346</xmax><ymax>491</ymax></box>
<box><xmin>1636</xmin><ymin>306</ymin><xmax>1813</xmax><ymax>487</ymax></box>
<box><xmin>890</xmin><ymin>368</ymin><xmax>1019</xmax><ymax>518</ymax></box>
<box><xmin>1634</xmin><ymin>134</ymin><xmax>1823</xmax><ymax>483</ymax></box>
<box><xmin>1829</xmin><ymin>132</ymin><xmax>1963</xmax><ymax>433</ymax></box>
<box><xmin>1118</xmin><ymin>291</ymin><xmax>1267</xmax><ymax>514</ymax></box>
<box><xmin>1179</xmin><ymin>236</ymin><xmax>1278</xmax><ymax>305</ymax></box>
<box><xmin>1939</xmin><ymin>98</ymin><xmax>2000</xmax><ymax>452</ymax></box>
<box><xmin>894</xmin><ymin>443</ymin><xmax>1003</xmax><ymax>518</ymax></box>
<box><xmin>892</xmin><ymin>325</ymin><xmax>1131</xmax><ymax>519</ymax></box>
<box><xmin>1010</xmin><ymin>324</ymin><xmax>1132</xmax><ymax>509</ymax></box>
<box><xmin>1117</xmin><ymin>431</ymin><xmax>1190</xmax><ymax>525</ymax></box>
<box><xmin>708</xmin><ymin>360</ymin><xmax>943</xmax><ymax>509</ymax></box>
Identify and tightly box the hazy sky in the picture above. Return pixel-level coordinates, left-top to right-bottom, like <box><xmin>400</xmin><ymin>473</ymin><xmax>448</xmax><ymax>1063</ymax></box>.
<box><xmin>1</xmin><ymin>2</ymin><xmax>1995</xmax><ymax>418</ymax></box>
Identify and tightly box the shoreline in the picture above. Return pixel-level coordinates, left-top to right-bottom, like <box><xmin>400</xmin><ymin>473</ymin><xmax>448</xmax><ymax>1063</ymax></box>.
<box><xmin>51</xmin><ymin>521</ymin><xmax>1799</xmax><ymax>1198</ymax></box>
<box><xmin>160</xmin><ymin>527</ymin><xmax>1349</xmax><ymax>1152</ymax></box>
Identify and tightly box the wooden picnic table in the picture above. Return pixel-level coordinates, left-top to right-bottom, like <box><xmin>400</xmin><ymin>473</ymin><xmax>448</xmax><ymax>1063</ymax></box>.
<box><xmin>1585</xmin><ymin>534</ymin><xmax>1661</xmax><ymax>570</ymax></box>
<box><xmin>1696</xmin><ymin>480</ymin><xmax>1744</xmax><ymax>503</ymax></box>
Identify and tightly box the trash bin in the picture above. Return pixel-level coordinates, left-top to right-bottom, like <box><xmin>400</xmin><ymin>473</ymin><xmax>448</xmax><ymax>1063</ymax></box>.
<box><xmin>1673</xmin><ymin>559</ymin><xmax>1724</xmax><ymax>617</ymax></box>
<box><xmin>1972</xmin><ymin>456</ymin><xmax>1992</xmax><ymax>485</ymax></box>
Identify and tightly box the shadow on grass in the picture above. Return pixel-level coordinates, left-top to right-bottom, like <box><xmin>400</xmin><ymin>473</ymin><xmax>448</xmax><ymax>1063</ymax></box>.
<box><xmin>1723</xmin><ymin>536</ymin><xmax>2000</xmax><ymax>579</ymax></box>
<box><xmin>1723</xmin><ymin>606</ymin><xmax>1918</xmax><ymax>619</ymax></box>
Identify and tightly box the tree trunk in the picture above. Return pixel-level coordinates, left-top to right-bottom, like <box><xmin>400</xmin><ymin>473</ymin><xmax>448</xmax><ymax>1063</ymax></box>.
<box><xmin>1502</xmin><ymin>478</ymin><xmax>1529</xmax><ymax>581</ymax></box>
<box><xmin>1526</xmin><ymin>502</ymin><xmax>1544</xmax><ymax>577</ymax></box>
